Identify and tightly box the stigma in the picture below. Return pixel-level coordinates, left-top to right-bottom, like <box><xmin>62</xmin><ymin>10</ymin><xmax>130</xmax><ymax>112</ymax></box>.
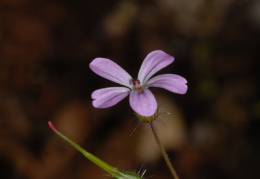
<box><xmin>132</xmin><ymin>79</ymin><xmax>142</xmax><ymax>92</ymax></box>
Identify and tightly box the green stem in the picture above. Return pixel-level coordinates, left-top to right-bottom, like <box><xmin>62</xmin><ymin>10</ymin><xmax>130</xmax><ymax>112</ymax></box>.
<box><xmin>149</xmin><ymin>121</ymin><xmax>179</xmax><ymax>179</ymax></box>
<box><xmin>48</xmin><ymin>121</ymin><xmax>117</xmax><ymax>176</ymax></box>
<box><xmin>48</xmin><ymin>121</ymin><xmax>144</xmax><ymax>179</ymax></box>
<box><xmin>56</xmin><ymin>129</ymin><xmax>118</xmax><ymax>175</ymax></box>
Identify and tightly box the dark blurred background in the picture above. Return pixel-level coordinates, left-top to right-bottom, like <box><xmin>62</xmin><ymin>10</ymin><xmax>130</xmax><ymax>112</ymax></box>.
<box><xmin>0</xmin><ymin>0</ymin><xmax>260</xmax><ymax>178</ymax></box>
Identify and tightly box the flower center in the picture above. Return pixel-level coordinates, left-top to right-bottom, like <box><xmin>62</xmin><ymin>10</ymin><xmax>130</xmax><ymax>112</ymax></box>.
<box><xmin>132</xmin><ymin>79</ymin><xmax>142</xmax><ymax>92</ymax></box>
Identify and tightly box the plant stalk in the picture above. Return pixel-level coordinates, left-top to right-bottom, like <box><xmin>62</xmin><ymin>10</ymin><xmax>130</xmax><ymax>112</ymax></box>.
<box><xmin>149</xmin><ymin>121</ymin><xmax>179</xmax><ymax>179</ymax></box>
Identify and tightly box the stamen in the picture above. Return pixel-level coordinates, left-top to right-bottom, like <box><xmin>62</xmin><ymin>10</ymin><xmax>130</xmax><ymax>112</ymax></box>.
<box><xmin>132</xmin><ymin>79</ymin><xmax>142</xmax><ymax>92</ymax></box>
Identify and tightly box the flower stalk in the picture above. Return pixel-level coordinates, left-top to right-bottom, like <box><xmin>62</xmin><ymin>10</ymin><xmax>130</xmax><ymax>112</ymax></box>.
<box><xmin>149</xmin><ymin>121</ymin><xmax>179</xmax><ymax>179</ymax></box>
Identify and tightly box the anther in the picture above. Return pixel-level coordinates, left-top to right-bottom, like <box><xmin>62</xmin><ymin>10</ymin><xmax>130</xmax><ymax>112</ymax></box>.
<box><xmin>132</xmin><ymin>79</ymin><xmax>141</xmax><ymax>92</ymax></box>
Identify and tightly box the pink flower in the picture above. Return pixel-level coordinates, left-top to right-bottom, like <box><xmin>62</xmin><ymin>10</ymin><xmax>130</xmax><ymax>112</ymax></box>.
<box><xmin>90</xmin><ymin>50</ymin><xmax>187</xmax><ymax>117</ymax></box>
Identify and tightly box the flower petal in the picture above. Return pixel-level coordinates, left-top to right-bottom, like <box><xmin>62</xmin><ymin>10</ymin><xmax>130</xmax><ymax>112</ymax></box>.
<box><xmin>137</xmin><ymin>50</ymin><xmax>174</xmax><ymax>84</ymax></box>
<box><xmin>90</xmin><ymin>58</ymin><xmax>132</xmax><ymax>88</ymax></box>
<box><xmin>91</xmin><ymin>87</ymin><xmax>130</xmax><ymax>108</ymax></box>
<box><xmin>129</xmin><ymin>89</ymin><xmax>157</xmax><ymax>117</ymax></box>
<box><xmin>146</xmin><ymin>74</ymin><xmax>188</xmax><ymax>94</ymax></box>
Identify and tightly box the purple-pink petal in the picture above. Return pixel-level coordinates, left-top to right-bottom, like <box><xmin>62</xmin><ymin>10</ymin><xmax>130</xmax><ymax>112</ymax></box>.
<box><xmin>91</xmin><ymin>87</ymin><xmax>130</xmax><ymax>108</ymax></box>
<box><xmin>137</xmin><ymin>50</ymin><xmax>174</xmax><ymax>84</ymax></box>
<box><xmin>146</xmin><ymin>74</ymin><xmax>188</xmax><ymax>94</ymax></box>
<box><xmin>129</xmin><ymin>89</ymin><xmax>157</xmax><ymax>117</ymax></box>
<box><xmin>90</xmin><ymin>58</ymin><xmax>132</xmax><ymax>88</ymax></box>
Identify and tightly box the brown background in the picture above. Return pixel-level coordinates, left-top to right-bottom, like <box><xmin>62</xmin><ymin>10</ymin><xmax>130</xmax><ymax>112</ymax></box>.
<box><xmin>0</xmin><ymin>0</ymin><xmax>259</xmax><ymax>178</ymax></box>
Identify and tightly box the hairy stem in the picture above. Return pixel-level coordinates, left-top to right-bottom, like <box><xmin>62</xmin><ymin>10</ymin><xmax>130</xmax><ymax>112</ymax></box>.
<box><xmin>149</xmin><ymin>121</ymin><xmax>179</xmax><ymax>179</ymax></box>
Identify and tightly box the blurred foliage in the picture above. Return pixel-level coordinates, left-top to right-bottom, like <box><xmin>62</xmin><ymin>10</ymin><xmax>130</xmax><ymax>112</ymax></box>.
<box><xmin>0</xmin><ymin>0</ymin><xmax>259</xmax><ymax>179</ymax></box>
